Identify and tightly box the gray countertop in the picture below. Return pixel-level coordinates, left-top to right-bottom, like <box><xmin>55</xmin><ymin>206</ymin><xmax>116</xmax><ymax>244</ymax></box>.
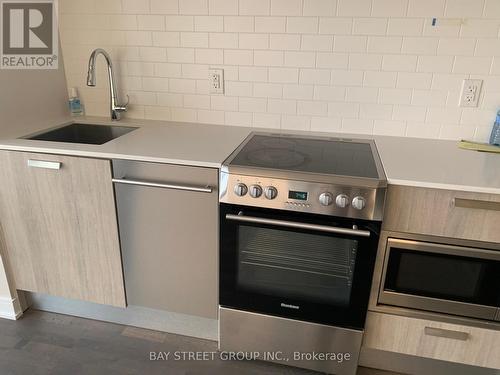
<box><xmin>0</xmin><ymin>116</ymin><xmax>499</xmax><ymax>194</ymax></box>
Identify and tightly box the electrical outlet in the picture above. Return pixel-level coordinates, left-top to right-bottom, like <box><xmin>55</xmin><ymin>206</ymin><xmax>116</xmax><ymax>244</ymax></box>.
<box><xmin>459</xmin><ymin>79</ymin><xmax>482</xmax><ymax>107</ymax></box>
<box><xmin>209</xmin><ymin>68</ymin><xmax>224</xmax><ymax>94</ymax></box>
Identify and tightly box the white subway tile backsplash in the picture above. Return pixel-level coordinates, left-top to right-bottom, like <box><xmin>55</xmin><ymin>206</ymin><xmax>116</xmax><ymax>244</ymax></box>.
<box><xmin>61</xmin><ymin>0</ymin><xmax>500</xmax><ymax>140</ymax></box>
<box><xmin>209</xmin><ymin>0</ymin><xmax>238</xmax><ymax>15</ymax></box>
<box><xmin>303</xmin><ymin>0</ymin><xmax>336</xmax><ymax>16</ymax></box>
<box><xmin>224</xmin><ymin>49</ymin><xmax>254</xmax><ymax>65</ymax></box>
<box><xmin>194</xmin><ymin>16</ymin><xmax>224</xmax><ymax>31</ymax></box>
<box><xmin>223</xmin><ymin>16</ymin><xmax>254</xmax><ymax>32</ymax></box>
<box><xmin>382</xmin><ymin>55</ymin><xmax>417</xmax><ymax>72</ymax></box>
<box><xmin>255</xmin><ymin>17</ymin><xmax>286</xmax><ymax>33</ymax></box>
<box><xmin>353</xmin><ymin>18</ymin><xmax>388</xmax><ymax>36</ymax></box>
<box><xmin>239</xmin><ymin>34</ymin><xmax>269</xmax><ymax>49</ymax></box>
<box><xmin>301</xmin><ymin>35</ymin><xmax>333</xmax><ymax>51</ymax></box>
<box><xmin>271</xmin><ymin>0</ymin><xmax>302</xmax><ymax>16</ymax></box>
<box><xmin>287</xmin><ymin>17</ymin><xmax>319</xmax><ymax>34</ymax></box>
<box><xmin>316</xmin><ymin>53</ymin><xmax>349</xmax><ymax>69</ymax></box>
<box><xmin>371</xmin><ymin>0</ymin><xmax>408</xmax><ymax>17</ymax></box>
<box><xmin>269</xmin><ymin>67</ymin><xmax>299</xmax><ymax>83</ymax></box>
<box><xmin>284</xmin><ymin>52</ymin><xmax>316</xmax><ymax>68</ymax></box>
<box><xmin>167</xmin><ymin>48</ymin><xmax>195</xmax><ymax>63</ymax></box>
<box><xmin>179</xmin><ymin>0</ymin><xmax>209</xmax><ymax>15</ymax></box>
<box><xmin>284</xmin><ymin>84</ymin><xmax>315</xmax><ymax>99</ymax></box>
<box><xmin>239</xmin><ymin>66</ymin><xmax>268</xmax><ymax>82</ymax></box>
<box><xmin>151</xmin><ymin>0</ymin><xmax>178</xmax><ymax>14</ymax></box>
<box><xmin>239</xmin><ymin>0</ymin><xmax>270</xmax><ymax>15</ymax></box>
<box><xmin>417</xmin><ymin>55</ymin><xmax>454</xmax><ymax>73</ymax></box>
<box><xmin>209</xmin><ymin>33</ymin><xmax>239</xmax><ymax>48</ymax></box>
<box><xmin>407</xmin><ymin>0</ymin><xmax>445</xmax><ymax>17</ymax></box>
<box><xmin>337</xmin><ymin>0</ymin><xmax>372</xmax><ymax>17</ymax></box>
<box><xmin>165</xmin><ymin>16</ymin><xmax>194</xmax><ymax>31</ymax></box>
<box><xmin>319</xmin><ymin>18</ymin><xmax>352</xmax><ymax>35</ymax></box>
<box><xmin>270</xmin><ymin>34</ymin><xmax>301</xmax><ymax>50</ymax></box>
<box><xmin>396</xmin><ymin>72</ymin><xmax>432</xmax><ymax>89</ymax></box>
<box><xmin>153</xmin><ymin>32</ymin><xmax>180</xmax><ymax>47</ymax></box>
<box><xmin>181</xmin><ymin>32</ymin><xmax>209</xmax><ymax>48</ymax></box>
<box><xmin>254</xmin><ymin>50</ymin><xmax>284</xmax><ymax>66</ymax></box>
<box><xmin>453</xmin><ymin>56</ymin><xmax>492</xmax><ymax>74</ymax></box>
<box><xmin>387</xmin><ymin>19</ymin><xmax>424</xmax><ymax>36</ymax></box>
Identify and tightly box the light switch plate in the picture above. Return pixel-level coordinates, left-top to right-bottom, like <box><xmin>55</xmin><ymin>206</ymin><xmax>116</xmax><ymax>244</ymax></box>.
<box><xmin>209</xmin><ymin>68</ymin><xmax>224</xmax><ymax>94</ymax></box>
<box><xmin>459</xmin><ymin>79</ymin><xmax>482</xmax><ymax>107</ymax></box>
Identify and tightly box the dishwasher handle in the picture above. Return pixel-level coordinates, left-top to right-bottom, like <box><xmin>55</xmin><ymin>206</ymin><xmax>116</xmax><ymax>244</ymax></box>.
<box><xmin>112</xmin><ymin>177</ymin><xmax>213</xmax><ymax>193</ymax></box>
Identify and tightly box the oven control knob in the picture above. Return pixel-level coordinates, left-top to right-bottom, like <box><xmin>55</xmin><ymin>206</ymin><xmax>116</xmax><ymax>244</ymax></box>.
<box><xmin>335</xmin><ymin>194</ymin><xmax>350</xmax><ymax>208</ymax></box>
<box><xmin>352</xmin><ymin>196</ymin><xmax>366</xmax><ymax>210</ymax></box>
<box><xmin>264</xmin><ymin>186</ymin><xmax>278</xmax><ymax>200</ymax></box>
<box><xmin>249</xmin><ymin>184</ymin><xmax>263</xmax><ymax>198</ymax></box>
<box><xmin>319</xmin><ymin>192</ymin><xmax>333</xmax><ymax>206</ymax></box>
<box><xmin>234</xmin><ymin>183</ymin><xmax>248</xmax><ymax>197</ymax></box>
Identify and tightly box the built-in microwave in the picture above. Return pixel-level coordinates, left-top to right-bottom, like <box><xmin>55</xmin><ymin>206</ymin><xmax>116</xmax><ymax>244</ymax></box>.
<box><xmin>377</xmin><ymin>237</ymin><xmax>500</xmax><ymax>322</ymax></box>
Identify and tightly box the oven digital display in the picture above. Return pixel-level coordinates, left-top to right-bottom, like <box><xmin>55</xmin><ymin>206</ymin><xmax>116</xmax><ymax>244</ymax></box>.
<box><xmin>288</xmin><ymin>190</ymin><xmax>308</xmax><ymax>201</ymax></box>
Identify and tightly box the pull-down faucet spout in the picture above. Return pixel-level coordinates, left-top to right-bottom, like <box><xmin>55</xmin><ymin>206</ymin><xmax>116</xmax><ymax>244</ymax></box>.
<box><xmin>87</xmin><ymin>48</ymin><xmax>128</xmax><ymax>120</ymax></box>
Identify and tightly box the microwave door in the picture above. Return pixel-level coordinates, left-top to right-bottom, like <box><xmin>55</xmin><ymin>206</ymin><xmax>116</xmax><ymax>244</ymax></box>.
<box><xmin>378</xmin><ymin>238</ymin><xmax>500</xmax><ymax>321</ymax></box>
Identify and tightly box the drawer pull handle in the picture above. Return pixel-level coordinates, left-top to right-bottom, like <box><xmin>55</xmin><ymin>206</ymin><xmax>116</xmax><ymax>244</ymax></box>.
<box><xmin>112</xmin><ymin>177</ymin><xmax>213</xmax><ymax>193</ymax></box>
<box><xmin>27</xmin><ymin>159</ymin><xmax>61</xmax><ymax>170</ymax></box>
<box><xmin>454</xmin><ymin>198</ymin><xmax>500</xmax><ymax>212</ymax></box>
<box><xmin>424</xmin><ymin>327</ymin><xmax>470</xmax><ymax>341</ymax></box>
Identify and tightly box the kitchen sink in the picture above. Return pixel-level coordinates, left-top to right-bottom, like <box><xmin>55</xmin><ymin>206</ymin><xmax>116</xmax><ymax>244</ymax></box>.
<box><xmin>24</xmin><ymin>123</ymin><xmax>138</xmax><ymax>145</ymax></box>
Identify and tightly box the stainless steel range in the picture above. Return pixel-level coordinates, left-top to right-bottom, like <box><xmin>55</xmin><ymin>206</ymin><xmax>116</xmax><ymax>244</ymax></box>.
<box><xmin>218</xmin><ymin>132</ymin><xmax>387</xmax><ymax>375</ymax></box>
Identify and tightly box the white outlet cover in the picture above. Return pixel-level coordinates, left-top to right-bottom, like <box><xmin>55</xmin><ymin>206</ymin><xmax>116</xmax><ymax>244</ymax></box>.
<box><xmin>459</xmin><ymin>79</ymin><xmax>482</xmax><ymax>108</ymax></box>
<box><xmin>209</xmin><ymin>68</ymin><xmax>224</xmax><ymax>94</ymax></box>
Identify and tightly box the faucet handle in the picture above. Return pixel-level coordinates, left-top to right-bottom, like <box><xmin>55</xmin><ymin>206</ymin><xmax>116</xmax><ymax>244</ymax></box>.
<box><xmin>115</xmin><ymin>95</ymin><xmax>129</xmax><ymax>112</ymax></box>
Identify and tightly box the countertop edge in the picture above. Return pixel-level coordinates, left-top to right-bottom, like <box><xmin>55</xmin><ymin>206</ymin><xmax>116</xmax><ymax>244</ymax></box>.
<box><xmin>386</xmin><ymin>179</ymin><xmax>500</xmax><ymax>195</ymax></box>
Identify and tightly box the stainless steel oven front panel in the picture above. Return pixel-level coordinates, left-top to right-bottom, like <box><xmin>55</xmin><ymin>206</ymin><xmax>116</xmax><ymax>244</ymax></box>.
<box><xmin>219</xmin><ymin>171</ymin><xmax>386</xmax><ymax>221</ymax></box>
<box><xmin>378</xmin><ymin>238</ymin><xmax>500</xmax><ymax>322</ymax></box>
<box><xmin>219</xmin><ymin>307</ymin><xmax>363</xmax><ymax>375</ymax></box>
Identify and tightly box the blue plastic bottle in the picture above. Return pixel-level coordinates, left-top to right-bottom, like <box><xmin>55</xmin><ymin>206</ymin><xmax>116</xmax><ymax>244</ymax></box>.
<box><xmin>490</xmin><ymin>110</ymin><xmax>500</xmax><ymax>146</ymax></box>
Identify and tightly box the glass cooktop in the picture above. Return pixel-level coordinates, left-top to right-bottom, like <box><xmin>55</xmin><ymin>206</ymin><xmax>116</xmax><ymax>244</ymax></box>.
<box><xmin>230</xmin><ymin>134</ymin><xmax>380</xmax><ymax>179</ymax></box>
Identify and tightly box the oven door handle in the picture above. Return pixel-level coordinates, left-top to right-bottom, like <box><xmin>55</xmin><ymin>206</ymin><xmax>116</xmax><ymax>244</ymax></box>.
<box><xmin>225</xmin><ymin>213</ymin><xmax>371</xmax><ymax>237</ymax></box>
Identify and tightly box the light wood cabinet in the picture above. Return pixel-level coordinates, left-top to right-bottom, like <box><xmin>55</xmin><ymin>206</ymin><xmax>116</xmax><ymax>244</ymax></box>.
<box><xmin>364</xmin><ymin>312</ymin><xmax>500</xmax><ymax>369</ymax></box>
<box><xmin>0</xmin><ymin>151</ymin><xmax>126</xmax><ymax>307</ymax></box>
<box><xmin>383</xmin><ymin>185</ymin><xmax>500</xmax><ymax>243</ymax></box>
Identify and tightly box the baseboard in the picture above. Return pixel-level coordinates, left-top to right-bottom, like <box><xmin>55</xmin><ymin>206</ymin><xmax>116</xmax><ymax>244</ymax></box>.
<box><xmin>0</xmin><ymin>296</ymin><xmax>23</xmax><ymax>320</ymax></box>
<box><xmin>27</xmin><ymin>292</ymin><xmax>218</xmax><ymax>341</ymax></box>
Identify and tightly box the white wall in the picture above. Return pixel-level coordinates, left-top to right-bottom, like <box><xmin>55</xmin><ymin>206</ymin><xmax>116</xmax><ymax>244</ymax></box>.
<box><xmin>59</xmin><ymin>0</ymin><xmax>500</xmax><ymax>140</ymax></box>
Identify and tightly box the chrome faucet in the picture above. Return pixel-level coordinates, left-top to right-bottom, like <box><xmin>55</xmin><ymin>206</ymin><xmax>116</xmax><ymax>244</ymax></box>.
<box><xmin>86</xmin><ymin>48</ymin><xmax>128</xmax><ymax>120</ymax></box>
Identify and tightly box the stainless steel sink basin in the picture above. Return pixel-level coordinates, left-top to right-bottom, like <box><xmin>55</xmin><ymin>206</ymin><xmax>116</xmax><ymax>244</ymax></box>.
<box><xmin>24</xmin><ymin>123</ymin><xmax>138</xmax><ymax>145</ymax></box>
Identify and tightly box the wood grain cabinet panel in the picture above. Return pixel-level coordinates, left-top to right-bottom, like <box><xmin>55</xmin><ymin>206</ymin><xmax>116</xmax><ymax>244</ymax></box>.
<box><xmin>0</xmin><ymin>150</ymin><xmax>125</xmax><ymax>307</ymax></box>
<box><xmin>364</xmin><ymin>312</ymin><xmax>500</xmax><ymax>369</ymax></box>
<box><xmin>382</xmin><ymin>185</ymin><xmax>500</xmax><ymax>243</ymax></box>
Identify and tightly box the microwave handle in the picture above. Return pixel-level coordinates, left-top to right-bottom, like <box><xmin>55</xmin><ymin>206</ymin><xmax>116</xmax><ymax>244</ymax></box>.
<box><xmin>386</xmin><ymin>238</ymin><xmax>500</xmax><ymax>261</ymax></box>
<box><xmin>225</xmin><ymin>213</ymin><xmax>371</xmax><ymax>237</ymax></box>
<box><xmin>424</xmin><ymin>326</ymin><xmax>470</xmax><ymax>341</ymax></box>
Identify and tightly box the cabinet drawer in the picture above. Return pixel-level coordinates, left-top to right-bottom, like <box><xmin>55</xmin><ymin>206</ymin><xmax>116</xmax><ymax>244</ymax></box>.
<box><xmin>364</xmin><ymin>312</ymin><xmax>500</xmax><ymax>369</ymax></box>
<box><xmin>382</xmin><ymin>185</ymin><xmax>500</xmax><ymax>243</ymax></box>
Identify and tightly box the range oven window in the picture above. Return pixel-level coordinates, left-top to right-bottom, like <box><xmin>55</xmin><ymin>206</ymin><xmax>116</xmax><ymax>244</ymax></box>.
<box><xmin>220</xmin><ymin>204</ymin><xmax>380</xmax><ymax>329</ymax></box>
<box><xmin>237</xmin><ymin>225</ymin><xmax>358</xmax><ymax>306</ymax></box>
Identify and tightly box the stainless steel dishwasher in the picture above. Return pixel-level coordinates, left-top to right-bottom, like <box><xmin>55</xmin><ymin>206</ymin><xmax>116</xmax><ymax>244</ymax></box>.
<box><xmin>112</xmin><ymin>159</ymin><xmax>218</xmax><ymax>319</ymax></box>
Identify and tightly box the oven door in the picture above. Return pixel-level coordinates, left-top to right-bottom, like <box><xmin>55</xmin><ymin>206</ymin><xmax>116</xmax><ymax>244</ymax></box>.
<box><xmin>379</xmin><ymin>238</ymin><xmax>500</xmax><ymax>321</ymax></box>
<box><xmin>219</xmin><ymin>203</ymin><xmax>381</xmax><ymax>330</ymax></box>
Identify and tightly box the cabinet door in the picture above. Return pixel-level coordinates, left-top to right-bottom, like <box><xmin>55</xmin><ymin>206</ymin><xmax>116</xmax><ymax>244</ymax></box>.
<box><xmin>113</xmin><ymin>160</ymin><xmax>218</xmax><ymax>319</ymax></box>
<box><xmin>0</xmin><ymin>151</ymin><xmax>125</xmax><ymax>307</ymax></box>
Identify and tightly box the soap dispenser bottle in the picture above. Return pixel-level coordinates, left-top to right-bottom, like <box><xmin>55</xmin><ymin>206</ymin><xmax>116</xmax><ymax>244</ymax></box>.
<box><xmin>489</xmin><ymin>110</ymin><xmax>500</xmax><ymax>146</ymax></box>
<box><xmin>68</xmin><ymin>87</ymin><xmax>83</xmax><ymax>116</ymax></box>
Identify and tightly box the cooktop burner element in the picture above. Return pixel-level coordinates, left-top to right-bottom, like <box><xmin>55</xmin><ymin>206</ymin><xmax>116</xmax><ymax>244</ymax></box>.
<box><xmin>231</xmin><ymin>134</ymin><xmax>379</xmax><ymax>178</ymax></box>
<box><xmin>220</xmin><ymin>132</ymin><xmax>387</xmax><ymax>221</ymax></box>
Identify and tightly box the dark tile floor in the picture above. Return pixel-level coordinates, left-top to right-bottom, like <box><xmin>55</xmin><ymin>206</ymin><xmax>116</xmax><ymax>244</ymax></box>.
<box><xmin>0</xmin><ymin>310</ymin><xmax>398</xmax><ymax>375</ymax></box>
